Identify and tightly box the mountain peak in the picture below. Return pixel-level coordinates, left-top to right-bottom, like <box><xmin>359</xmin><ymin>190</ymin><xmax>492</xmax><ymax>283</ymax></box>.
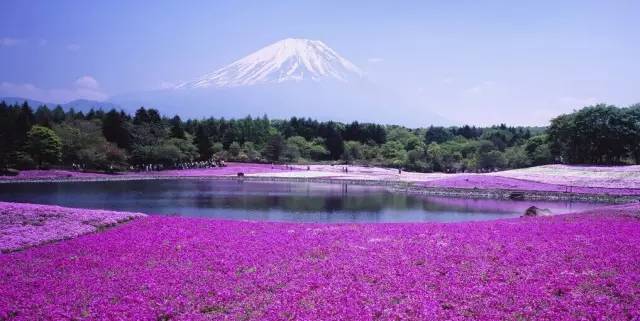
<box><xmin>176</xmin><ymin>38</ymin><xmax>362</xmax><ymax>89</ymax></box>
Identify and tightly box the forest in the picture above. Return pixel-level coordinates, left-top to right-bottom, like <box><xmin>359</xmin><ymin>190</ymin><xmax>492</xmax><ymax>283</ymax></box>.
<box><xmin>0</xmin><ymin>100</ymin><xmax>638</xmax><ymax>173</ymax></box>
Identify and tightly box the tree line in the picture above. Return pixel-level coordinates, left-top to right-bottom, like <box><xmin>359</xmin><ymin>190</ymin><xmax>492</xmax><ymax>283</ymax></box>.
<box><xmin>0</xmin><ymin>100</ymin><xmax>637</xmax><ymax>173</ymax></box>
<box><xmin>548</xmin><ymin>103</ymin><xmax>640</xmax><ymax>164</ymax></box>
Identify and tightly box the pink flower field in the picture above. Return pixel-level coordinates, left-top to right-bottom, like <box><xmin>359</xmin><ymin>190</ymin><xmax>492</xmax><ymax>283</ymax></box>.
<box><xmin>0</xmin><ymin>202</ymin><xmax>145</xmax><ymax>253</ymax></box>
<box><xmin>420</xmin><ymin>175</ymin><xmax>640</xmax><ymax>196</ymax></box>
<box><xmin>490</xmin><ymin>165</ymin><xmax>640</xmax><ymax>189</ymax></box>
<box><xmin>1</xmin><ymin>203</ymin><xmax>640</xmax><ymax>320</ymax></box>
<box><xmin>0</xmin><ymin>163</ymin><xmax>297</xmax><ymax>182</ymax></box>
<box><xmin>152</xmin><ymin>163</ymin><xmax>297</xmax><ymax>177</ymax></box>
<box><xmin>4</xmin><ymin>163</ymin><xmax>640</xmax><ymax>198</ymax></box>
<box><xmin>0</xmin><ymin>169</ymin><xmax>113</xmax><ymax>181</ymax></box>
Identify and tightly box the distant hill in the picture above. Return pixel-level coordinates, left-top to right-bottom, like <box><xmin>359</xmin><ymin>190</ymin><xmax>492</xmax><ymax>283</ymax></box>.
<box><xmin>0</xmin><ymin>97</ymin><xmax>50</xmax><ymax>108</ymax></box>
<box><xmin>0</xmin><ymin>97</ymin><xmax>123</xmax><ymax>113</ymax></box>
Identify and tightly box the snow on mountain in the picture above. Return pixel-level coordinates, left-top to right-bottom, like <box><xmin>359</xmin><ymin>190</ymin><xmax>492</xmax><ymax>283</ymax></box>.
<box><xmin>176</xmin><ymin>38</ymin><xmax>363</xmax><ymax>89</ymax></box>
<box><xmin>110</xmin><ymin>38</ymin><xmax>452</xmax><ymax>126</ymax></box>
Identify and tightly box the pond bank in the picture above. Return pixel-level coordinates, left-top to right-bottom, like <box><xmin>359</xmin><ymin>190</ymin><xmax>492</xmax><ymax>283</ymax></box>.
<box><xmin>2</xmin><ymin>164</ymin><xmax>640</xmax><ymax>203</ymax></box>
<box><xmin>3</xmin><ymin>174</ymin><xmax>638</xmax><ymax>203</ymax></box>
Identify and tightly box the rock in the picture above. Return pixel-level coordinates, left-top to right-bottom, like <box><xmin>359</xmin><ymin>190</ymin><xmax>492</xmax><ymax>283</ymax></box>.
<box><xmin>0</xmin><ymin>168</ymin><xmax>19</xmax><ymax>176</ymax></box>
<box><xmin>523</xmin><ymin>206</ymin><xmax>552</xmax><ymax>217</ymax></box>
<box><xmin>509</xmin><ymin>192</ymin><xmax>525</xmax><ymax>200</ymax></box>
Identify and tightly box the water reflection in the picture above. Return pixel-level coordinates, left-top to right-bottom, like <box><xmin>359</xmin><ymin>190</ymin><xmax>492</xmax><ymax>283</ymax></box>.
<box><xmin>0</xmin><ymin>180</ymin><xmax>605</xmax><ymax>223</ymax></box>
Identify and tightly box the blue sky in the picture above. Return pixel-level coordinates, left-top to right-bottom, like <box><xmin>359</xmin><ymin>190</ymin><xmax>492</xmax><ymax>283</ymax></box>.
<box><xmin>1</xmin><ymin>0</ymin><xmax>638</xmax><ymax>125</ymax></box>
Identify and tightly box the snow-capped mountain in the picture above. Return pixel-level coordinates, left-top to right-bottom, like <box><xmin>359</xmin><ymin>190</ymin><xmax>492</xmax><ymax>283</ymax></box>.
<box><xmin>176</xmin><ymin>38</ymin><xmax>363</xmax><ymax>89</ymax></box>
<box><xmin>111</xmin><ymin>38</ymin><xmax>451</xmax><ymax>126</ymax></box>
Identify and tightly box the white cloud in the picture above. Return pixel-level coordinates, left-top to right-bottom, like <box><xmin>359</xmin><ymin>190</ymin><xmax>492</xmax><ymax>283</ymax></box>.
<box><xmin>74</xmin><ymin>76</ymin><xmax>100</xmax><ymax>90</ymax></box>
<box><xmin>0</xmin><ymin>76</ymin><xmax>107</xmax><ymax>103</ymax></box>
<box><xmin>367</xmin><ymin>57</ymin><xmax>384</xmax><ymax>63</ymax></box>
<box><xmin>0</xmin><ymin>37</ymin><xmax>24</xmax><ymax>47</ymax></box>
<box><xmin>66</xmin><ymin>43</ymin><xmax>81</xmax><ymax>51</ymax></box>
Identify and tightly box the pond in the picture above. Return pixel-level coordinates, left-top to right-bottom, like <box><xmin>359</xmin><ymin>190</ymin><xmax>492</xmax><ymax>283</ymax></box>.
<box><xmin>0</xmin><ymin>179</ymin><xmax>605</xmax><ymax>223</ymax></box>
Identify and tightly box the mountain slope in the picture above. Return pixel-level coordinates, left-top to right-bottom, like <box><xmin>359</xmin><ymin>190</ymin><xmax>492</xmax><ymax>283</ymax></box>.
<box><xmin>176</xmin><ymin>38</ymin><xmax>362</xmax><ymax>89</ymax></box>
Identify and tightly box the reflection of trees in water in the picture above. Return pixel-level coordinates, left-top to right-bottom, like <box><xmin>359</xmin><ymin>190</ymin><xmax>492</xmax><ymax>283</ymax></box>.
<box><xmin>420</xmin><ymin>197</ymin><xmax>519</xmax><ymax>214</ymax></box>
<box><xmin>192</xmin><ymin>195</ymin><xmax>394</xmax><ymax>212</ymax></box>
<box><xmin>0</xmin><ymin>180</ymin><xmax>595</xmax><ymax>215</ymax></box>
<box><xmin>182</xmin><ymin>184</ymin><xmax>437</xmax><ymax>212</ymax></box>
<box><xmin>190</xmin><ymin>193</ymin><xmax>521</xmax><ymax>214</ymax></box>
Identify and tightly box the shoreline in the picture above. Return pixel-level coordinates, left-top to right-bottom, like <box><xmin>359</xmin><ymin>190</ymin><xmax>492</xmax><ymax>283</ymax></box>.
<box><xmin>1</xmin><ymin>173</ymin><xmax>638</xmax><ymax>204</ymax></box>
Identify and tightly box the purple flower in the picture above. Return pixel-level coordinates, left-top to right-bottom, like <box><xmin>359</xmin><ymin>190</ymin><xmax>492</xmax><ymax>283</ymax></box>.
<box><xmin>0</xmin><ymin>163</ymin><xmax>298</xmax><ymax>182</ymax></box>
<box><xmin>1</xmin><ymin>203</ymin><xmax>639</xmax><ymax>320</ymax></box>
<box><xmin>421</xmin><ymin>175</ymin><xmax>640</xmax><ymax>196</ymax></box>
<box><xmin>0</xmin><ymin>202</ymin><xmax>145</xmax><ymax>252</ymax></box>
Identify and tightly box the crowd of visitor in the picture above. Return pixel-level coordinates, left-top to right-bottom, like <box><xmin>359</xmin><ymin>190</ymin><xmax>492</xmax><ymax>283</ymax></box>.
<box><xmin>132</xmin><ymin>159</ymin><xmax>226</xmax><ymax>172</ymax></box>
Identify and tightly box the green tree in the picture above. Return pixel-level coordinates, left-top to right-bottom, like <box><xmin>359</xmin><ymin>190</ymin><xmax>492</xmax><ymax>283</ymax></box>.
<box><xmin>263</xmin><ymin>133</ymin><xmax>285</xmax><ymax>162</ymax></box>
<box><xmin>439</xmin><ymin>142</ymin><xmax>465</xmax><ymax>172</ymax></box>
<box><xmin>549</xmin><ymin>105</ymin><xmax>635</xmax><ymax>164</ymax></box>
<box><xmin>381</xmin><ymin>141</ymin><xmax>407</xmax><ymax>166</ymax></box>
<box><xmin>229</xmin><ymin>141</ymin><xmax>242</xmax><ymax>158</ymax></box>
<box><xmin>320</xmin><ymin>122</ymin><xmax>344</xmax><ymax>160</ymax></box>
<box><xmin>387</xmin><ymin>126</ymin><xmax>416</xmax><ymax>148</ymax></box>
<box><xmin>480</xmin><ymin>128</ymin><xmax>513</xmax><ymax>151</ymax></box>
<box><xmin>524</xmin><ymin>135</ymin><xmax>552</xmax><ymax>165</ymax></box>
<box><xmin>424</xmin><ymin>126</ymin><xmax>452</xmax><ymax>144</ymax></box>
<box><xmin>342</xmin><ymin>141</ymin><xmax>364</xmax><ymax>164</ymax></box>
<box><xmin>504</xmin><ymin>145</ymin><xmax>531</xmax><ymax>168</ymax></box>
<box><xmin>426</xmin><ymin>142</ymin><xmax>444</xmax><ymax>171</ymax></box>
<box><xmin>34</xmin><ymin>106</ymin><xmax>52</xmax><ymax>127</ymax></box>
<box><xmin>102</xmin><ymin>109</ymin><xmax>131</xmax><ymax>150</ymax></box>
<box><xmin>286</xmin><ymin>136</ymin><xmax>310</xmax><ymax>159</ymax></box>
<box><xmin>472</xmin><ymin>140</ymin><xmax>506</xmax><ymax>171</ymax></box>
<box><xmin>16</xmin><ymin>102</ymin><xmax>35</xmax><ymax>148</ymax></box>
<box><xmin>405</xmin><ymin>144</ymin><xmax>429</xmax><ymax>171</ymax></box>
<box><xmin>169</xmin><ymin>115</ymin><xmax>186</xmax><ymax>139</ymax></box>
<box><xmin>168</xmin><ymin>138</ymin><xmax>199</xmax><ymax>162</ymax></box>
<box><xmin>283</xmin><ymin>140</ymin><xmax>302</xmax><ymax>162</ymax></box>
<box><xmin>25</xmin><ymin>125</ymin><xmax>62</xmax><ymax>167</ymax></box>
<box><xmin>55</xmin><ymin>119</ymin><xmax>128</xmax><ymax>169</ymax></box>
<box><xmin>193</xmin><ymin>126</ymin><xmax>213</xmax><ymax>160</ymax></box>
<box><xmin>242</xmin><ymin>142</ymin><xmax>261</xmax><ymax>162</ymax></box>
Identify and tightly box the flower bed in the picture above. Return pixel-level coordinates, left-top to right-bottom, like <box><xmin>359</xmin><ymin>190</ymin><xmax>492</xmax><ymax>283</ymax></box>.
<box><xmin>0</xmin><ymin>169</ymin><xmax>113</xmax><ymax>181</ymax></box>
<box><xmin>152</xmin><ymin>163</ymin><xmax>296</xmax><ymax>177</ymax></box>
<box><xmin>4</xmin><ymin>164</ymin><xmax>640</xmax><ymax>198</ymax></box>
<box><xmin>0</xmin><ymin>163</ymin><xmax>297</xmax><ymax>182</ymax></box>
<box><xmin>420</xmin><ymin>175</ymin><xmax>640</xmax><ymax>196</ymax></box>
<box><xmin>491</xmin><ymin>164</ymin><xmax>640</xmax><ymax>189</ymax></box>
<box><xmin>1</xmin><ymin>204</ymin><xmax>639</xmax><ymax>320</ymax></box>
<box><xmin>0</xmin><ymin>202</ymin><xmax>145</xmax><ymax>252</ymax></box>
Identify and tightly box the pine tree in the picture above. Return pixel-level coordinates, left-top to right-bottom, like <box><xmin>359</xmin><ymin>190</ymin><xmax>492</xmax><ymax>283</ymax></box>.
<box><xmin>193</xmin><ymin>126</ymin><xmax>212</xmax><ymax>160</ymax></box>
<box><xmin>102</xmin><ymin>109</ymin><xmax>131</xmax><ymax>150</ymax></box>
<box><xmin>170</xmin><ymin>115</ymin><xmax>185</xmax><ymax>139</ymax></box>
